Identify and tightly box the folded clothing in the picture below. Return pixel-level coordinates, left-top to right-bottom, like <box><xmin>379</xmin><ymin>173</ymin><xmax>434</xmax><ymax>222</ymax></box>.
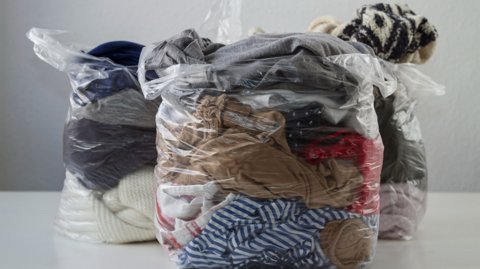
<box><xmin>72</xmin><ymin>67</ymin><xmax>141</xmax><ymax>106</ymax></box>
<box><xmin>146</xmin><ymin>28</ymin><xmax>372</xmax><ymax>69</ymax></box>
<box><xmin>64</xmin><ymin>118</ymin><xmax>157</xmax><ymax>191</ymax></box>
<box><xmin>71</xmin><ymin>88</ymin><xmax>161</xmax><ymax>128</ymax></box>
<box><xmin>178</xmin><ymin>196</ymin><xmax>377</xmax><ymax>269</ymax></box>
<box><xmin>55</xmin><ymin>166</ymin><xmax>156</xmax><ymax>243</ymax></box>
<box><xmin>306</xmin><ymin>3</ymin><xmax>438</xmax><ymax>64</ymax></box>
<box><xmin>66</xmin><ymin>44</ymin><xmax>162</xmax><ymax>191</ymax></box>
<box><xmin>74</xmin><ymin>40</ymin><xmax>158</xmax><ymax>106</ymax></box>
<box><xmin>379</xmin><ymin>183</ymin><xmax>426</xmax><ymax>239</ymax></box>
<box><xmin>87</xmin><ymin>41</ymin><xmax>145</xmax><ymax>66</ymax></box>
<box><xmin>375</xmin><ymin>83</ymin><xmax>428</xmax><ymax>190</ymax></box>
<box><xmin>375</xmin><ymin>76</ymin><xmax>428</xmax><ymax>240</ymax></box>
<box><xmin>145</xmin><ymin>28</ymin><xmax>370</xmax><ymax>95</ymax></box>
<box><xmin>28</xmin><ymin>30</ymin><xmax>162</xmax><ymax>244</ymax></box>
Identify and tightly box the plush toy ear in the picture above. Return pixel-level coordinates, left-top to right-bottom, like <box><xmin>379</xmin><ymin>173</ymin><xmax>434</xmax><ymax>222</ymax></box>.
<box><xmin>307</xmin><ymin>15</ymin><xmax>342</xmax><ymax>34</ymax></box>
<box><xmin>248</xmin><ymin>26</ymin><xmax>265</xmax><ymax>36</ymax></box>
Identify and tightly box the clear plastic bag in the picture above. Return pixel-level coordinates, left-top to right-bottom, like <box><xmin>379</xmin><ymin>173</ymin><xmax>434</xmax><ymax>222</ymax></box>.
<box><xmin>27</xmin><ymin>28</ymin><xmax>160</xmax><ymax>243</ymax></box>
<box><xmin>376</xmin><ymin>63</ymin><xmax>445</xmax><ymax>240</ymax></box>
<box><xmin>26</xmin><ymin>0</ymin><xmax>243</xmax><ymax>244</ymax></box>
<box><xmin>139</xmin><ymin>28</ymin><xmax>395</xmax><ymax>268</ymax></box>
<box><xmin>246</xmin><ymin>3</ymin><xmax>445</xmax><ymax>240</ymax></box>
<box><xmin>198</xmin><ymin>0</ymin><xmax>243</xmax><ymax>44</ymax></box>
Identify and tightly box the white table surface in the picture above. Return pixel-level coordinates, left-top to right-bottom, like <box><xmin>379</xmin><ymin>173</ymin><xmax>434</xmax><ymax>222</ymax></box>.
<box><xmin>0</xmin><ymin>192</ymin><xmax>479</xmax><ymax>269</ymax></box>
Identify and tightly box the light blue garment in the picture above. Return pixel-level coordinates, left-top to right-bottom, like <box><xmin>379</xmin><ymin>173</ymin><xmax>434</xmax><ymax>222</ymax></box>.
<box><xmin>178</xmin><ymin>196</ymin><xmax>378</xmax><ymax>268</ymax></box>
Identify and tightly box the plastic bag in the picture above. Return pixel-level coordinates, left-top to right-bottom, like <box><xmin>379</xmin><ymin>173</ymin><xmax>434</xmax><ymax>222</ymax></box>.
<box><xmin>27</xmin><ymin>28</ymin><xmax>160</xmax><ymax>243</ymax></box>
<box><xmin>246</xmin><ymin>2</ymin><xmax>445</xmax><ymax>240</ymax></box>
<box><xmin>26</xmin><ymin>0</ymin><xmax>244</xmax><ymax>244</ymax></box>
<box><xmin>376</xmin><ymin>63</ymin><xmax>445</xmax><ymax>240</ymax></box>
<box><xmin>198</xmin><ymin>0</ymin><xmax>243</xmax><ymax>44</ymax></box>
<box><xmin>139</xmin><ymin>28</ymin><xmax>395</xmax><ymax>268</ymax></box>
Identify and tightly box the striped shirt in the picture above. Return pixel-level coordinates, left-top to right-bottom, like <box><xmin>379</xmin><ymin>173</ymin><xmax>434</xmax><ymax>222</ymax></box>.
<box><xmin>177</xmin><ymin>196</ymin><xmax>378</xmax><ymax>268</ymax></box>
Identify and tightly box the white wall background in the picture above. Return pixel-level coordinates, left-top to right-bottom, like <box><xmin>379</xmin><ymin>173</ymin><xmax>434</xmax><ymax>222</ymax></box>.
<box><xmin>0</xmin><ymin>0</ymin><xmax>478</xmax><ymax>191</ymax></box>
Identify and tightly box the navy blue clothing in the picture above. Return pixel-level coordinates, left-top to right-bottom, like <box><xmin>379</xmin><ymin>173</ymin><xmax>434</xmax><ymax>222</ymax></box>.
<box><xmin>280</xmin><ymin>103</ymin><xmax>350</xmax><ymax>152</ymax></box>
<box><xmin>87</xmin><ymin>41</ymin><xmax>144</xmax><ymax>66</ymax></box>
<box><xmin>72</xmin><ymin>68</ymin><xmax>140</xmax><ymax>106</ymax></box>
<box><xmin>72</xmin><ymin>41</ymin><xmax>158</xmax><ymax>106</ymax></box>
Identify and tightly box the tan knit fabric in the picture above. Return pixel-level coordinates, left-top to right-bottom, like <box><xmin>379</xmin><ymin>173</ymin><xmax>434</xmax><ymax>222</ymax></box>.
<box><xmin>321</xmin><ymin>218</ymin><xmax>374</xmax><ymax>269</ymax></box>
<box><xmin>307</xmin><ymin>15</ymin><xmax>342</xmax><ymax>35</ymax></box>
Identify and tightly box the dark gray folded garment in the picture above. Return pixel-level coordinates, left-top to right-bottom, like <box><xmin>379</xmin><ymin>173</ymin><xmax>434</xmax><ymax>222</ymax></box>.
<box><xmin>205</xmin><ymin>31</ymin><xmax>374</xmax><ymax>63</ymax></box>
<box><xmin>145</xmin><ymin>29</ymin><xmax>371</xmax><ymax>102</ymax></box>
<box><xmin>71</xmin><ymin>88</ymin><xmax>161</xmax><ymax>128</ymax></box>
<box><xmin>145</xmin><ymin>29</ymin><xmax>373</xmax><ymax>93</ymax></box>
<box><xmin>375</xmin><ymin>88</ymin><xmax>428</xmax><ymax>191</ymax></box>
<box><xmin>64</xmin><ymin>118</ymin><xmax>157</xmax><ymax>191</ymax></box>
<box><xmin>145</xmin><ymin>29</ymin><xmax>220</xmax><ymax>69</ymax></box>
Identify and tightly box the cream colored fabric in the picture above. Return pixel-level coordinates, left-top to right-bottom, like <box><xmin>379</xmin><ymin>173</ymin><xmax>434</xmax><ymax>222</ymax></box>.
<box><xmin>248</xmin><ymin>26</ymin><xmax>265</xmax><ymax>36</ymax></box>
<box><xmin>55</xmin><ymin>166</ymin><xmax>156</xmax><ymax>243</ymax></box>
<box><xmin>307</xmin><ymin>15</ymin><xmax>343</xmax><ymax>35</ymax></box>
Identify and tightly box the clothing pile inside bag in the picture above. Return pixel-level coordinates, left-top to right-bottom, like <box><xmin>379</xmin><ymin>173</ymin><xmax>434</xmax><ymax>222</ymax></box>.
<box><xmin>251</xmin><ymin>2</ymin><xmax>445</xmax><ymax>240</ymax></box>
<box><xmin>27</xmin><ymin>1</ymin><xmax>444</xmax><ymax>268</ymax></box>
<box><xmin>138</xmin><ymin>27</ymin><xmax>396</xmax><ymax>268</ymax></box>
<box><xmin>27</xmin><ymin>29</ymin><xmax>161</xmax><ymax>243</ymax></box>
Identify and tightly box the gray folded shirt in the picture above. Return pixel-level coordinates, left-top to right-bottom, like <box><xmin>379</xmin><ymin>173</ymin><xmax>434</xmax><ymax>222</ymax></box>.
<box><xmin>70</xmin><ymin>88</ymin><xmax>161</xmax><ymax>128</ymax></box>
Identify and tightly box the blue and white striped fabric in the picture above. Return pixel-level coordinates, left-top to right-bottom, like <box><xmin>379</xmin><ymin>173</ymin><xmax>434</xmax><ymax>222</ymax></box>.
<box><xmin>177</xmin><ymin>196</ymin><xmax>378</xmax><ymax>269</ymax></box>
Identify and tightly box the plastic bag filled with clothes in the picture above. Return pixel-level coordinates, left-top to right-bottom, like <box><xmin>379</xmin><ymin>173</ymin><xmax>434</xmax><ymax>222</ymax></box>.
<box><xmin>27</xmin><ymin>28</ymin><xmax>161</xmax><ymax>243</ymax></box>
<box><xmin>375</xmin><ymin>63</ymin><xmax>445</xmax><ymax>240</ymax></box>
<box><xmin>250</xmin><ymin>2</ymin><xmax>446</xmax><ymax>241</ymax></box>
<box><xmin>300</xmin><ymin>3</ymin><xmax>446</xmax><ymax>240</ymax></box>
<box><xmin>139</xmin><ymin>29</ymin><xmax>396</xmax><ymax>269</ymax></box>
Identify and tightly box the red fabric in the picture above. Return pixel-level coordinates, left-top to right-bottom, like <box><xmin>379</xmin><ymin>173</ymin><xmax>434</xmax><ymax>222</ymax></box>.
<box><xmin>301</xmin><ymin>131</ymin><xmax>383</xmax><ymax>215</ymax></box>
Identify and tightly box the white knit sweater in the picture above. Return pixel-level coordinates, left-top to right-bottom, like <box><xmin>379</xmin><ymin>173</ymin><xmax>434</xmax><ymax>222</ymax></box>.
<box><xmin>55</xmin><ymin>166</ymin><xmax>156</xmax><ymax>243</ymax></box>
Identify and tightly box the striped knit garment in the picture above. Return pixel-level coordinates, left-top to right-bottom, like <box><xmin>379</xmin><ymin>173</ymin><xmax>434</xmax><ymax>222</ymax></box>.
<box><xmin>177</xmin><ymin>196</ymin><xmax>378</xmax><ymax>268</ymax></box>
<box><xmin>336</xmin><ymin>3</ymin><xmax>439</xmax><ymax>63</ymax></box>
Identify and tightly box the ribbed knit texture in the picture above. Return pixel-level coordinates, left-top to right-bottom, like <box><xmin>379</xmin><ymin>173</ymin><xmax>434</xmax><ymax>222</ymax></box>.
<box><xmin>55</xmin><ymin>166</ymin><xmax>156</xmax><ymax>243</ymax></box>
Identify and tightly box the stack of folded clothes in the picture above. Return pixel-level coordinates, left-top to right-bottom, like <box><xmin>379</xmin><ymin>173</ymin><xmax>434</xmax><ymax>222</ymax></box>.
<box><xmin>28</xmin><ymin>29</ymin><xmax>161</xmax><ymax>243</ymax></box>
<box><xmin>249</xmin><ymin>2</ymin><xmax>445</xmax><ymax>240</ymax></box>
<box><xmin>139</xmin><ymin>29</ymin><xmax>394</xmax><ymax>268</ymax></box>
